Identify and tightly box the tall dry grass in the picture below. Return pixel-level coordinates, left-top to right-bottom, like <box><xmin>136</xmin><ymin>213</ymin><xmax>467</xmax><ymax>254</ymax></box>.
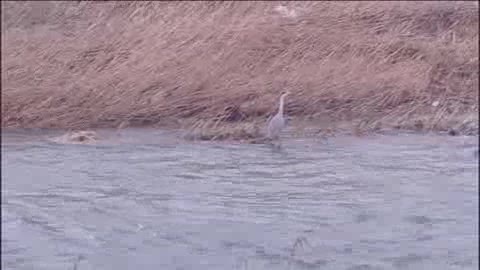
<box><xmin>2</xmin><ymin>1</ymin><xmax>478</xmax><ymax>138</ymax></box>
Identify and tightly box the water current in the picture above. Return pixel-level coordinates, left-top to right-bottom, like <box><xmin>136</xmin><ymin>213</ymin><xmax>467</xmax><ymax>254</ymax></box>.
<box><xmin>2</xmin><ymin>129</ymin><xmax>478</xmax><ymax>270</ymax></box>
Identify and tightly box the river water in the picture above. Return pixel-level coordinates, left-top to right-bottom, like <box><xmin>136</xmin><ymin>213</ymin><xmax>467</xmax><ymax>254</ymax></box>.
<box><xmin>2</xmin><ymin>129</ymin><xmax>478</xmax><ymax>270</ymax></box>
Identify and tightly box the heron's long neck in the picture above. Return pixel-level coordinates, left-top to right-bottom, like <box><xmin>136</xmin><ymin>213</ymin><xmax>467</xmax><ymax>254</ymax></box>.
<box><xmin>278</xmin><ymin>95</ymin><xmax>286</xmax><ymax>115</ymax></box>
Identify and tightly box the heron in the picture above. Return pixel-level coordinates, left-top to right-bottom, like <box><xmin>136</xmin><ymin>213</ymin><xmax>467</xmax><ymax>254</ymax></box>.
<box><xmin>267</xmin><ymin>91</ymin><xmax>290</xmax><ymax>140</ymax></box>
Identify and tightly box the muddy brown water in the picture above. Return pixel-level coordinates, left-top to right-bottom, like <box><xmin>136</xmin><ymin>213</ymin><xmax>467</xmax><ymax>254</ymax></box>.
<box><xmin>2</xmin><ymin>129</ymin><xmax>478</xmax><ymax>270</ymax></box>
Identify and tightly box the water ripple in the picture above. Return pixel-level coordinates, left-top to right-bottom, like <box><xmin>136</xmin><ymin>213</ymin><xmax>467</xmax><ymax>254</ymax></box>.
<box><xmin>2</xmin><ymin>130</ymin><xmax>478</xmax><ymax>270</ymax></box>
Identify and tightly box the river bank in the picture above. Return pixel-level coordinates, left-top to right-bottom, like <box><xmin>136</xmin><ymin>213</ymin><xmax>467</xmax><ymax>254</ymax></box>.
<box><xmin>2</xmin><ymin>2</ymin><xmax>478</xmax><ymax>139</ymax></box>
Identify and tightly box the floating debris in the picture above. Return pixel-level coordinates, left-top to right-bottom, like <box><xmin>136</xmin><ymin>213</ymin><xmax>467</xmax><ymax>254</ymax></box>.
<box><xmin>51</xmin><ymin>130</ymin><xmax>99</xmax><ymax>144</ymax></box>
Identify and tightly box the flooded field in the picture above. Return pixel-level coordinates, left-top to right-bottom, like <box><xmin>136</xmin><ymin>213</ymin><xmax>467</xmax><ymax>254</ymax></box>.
<box><xmin>2</xmin><ymin>129</ymin><xmax>478</xmax><ymax>270</ymax></box>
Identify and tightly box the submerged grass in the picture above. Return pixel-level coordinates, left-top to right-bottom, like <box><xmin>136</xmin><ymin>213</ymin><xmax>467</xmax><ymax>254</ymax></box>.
<box><xmin>2</xmin><ymin>1</ymin><xmax>478</xmax><ymax>140</ymax></box>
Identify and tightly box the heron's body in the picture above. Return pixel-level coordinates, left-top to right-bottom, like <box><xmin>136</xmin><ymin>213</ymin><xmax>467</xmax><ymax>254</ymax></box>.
<box><xmin>267</xmin><ymin>113</ymin><xmax>285</xmax><ymax>139</ymax></box>
<box><xmin>267</xmin><ymin>92</ymin><xmax>289</xmax><ymax>140</ymax></box>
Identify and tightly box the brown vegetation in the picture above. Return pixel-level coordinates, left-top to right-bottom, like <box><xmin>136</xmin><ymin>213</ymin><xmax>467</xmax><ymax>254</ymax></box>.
<box><xmin>2</xmin><ymin>1</ymin><xmax>478</xmax><ymax>139</ymax></box>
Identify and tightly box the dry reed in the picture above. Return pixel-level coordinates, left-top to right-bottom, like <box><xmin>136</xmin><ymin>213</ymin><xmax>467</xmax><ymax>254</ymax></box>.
<box><xmin>2</xmin><ymin>1</ymin><xmax>478</xmax><ymax>140</ymax></box>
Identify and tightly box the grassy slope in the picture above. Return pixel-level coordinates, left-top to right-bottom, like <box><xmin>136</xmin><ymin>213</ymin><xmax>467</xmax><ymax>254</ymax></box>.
<box><xmin>2</xmin><ymin>1</ymin><xmax>478</xmax><ymax>139</ymax></box>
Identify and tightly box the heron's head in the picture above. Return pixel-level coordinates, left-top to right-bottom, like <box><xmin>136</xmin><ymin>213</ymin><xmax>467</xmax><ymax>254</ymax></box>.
<box><xmin>281</xmin><ymin>91</ymin><xmax>290</xmax><ymax>97</ymax></box>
